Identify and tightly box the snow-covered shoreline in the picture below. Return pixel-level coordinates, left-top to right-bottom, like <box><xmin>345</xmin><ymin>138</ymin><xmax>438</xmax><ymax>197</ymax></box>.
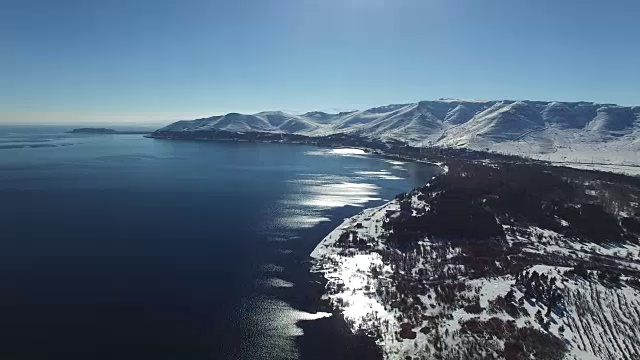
<box><xmin>310</xmin><ymin>158</ymin><xmax>447</xmax><ymax>262</ymax></box>
<box><xmin>310</xmin><ymin>199</ymin><xmax>422</xmax><ymax>358</ymax></box>
<box><xmin>309</xmin><ymin>175</ymin><xmax>446</xmax><ymax>358</ymax></box>
<box><xmin>310</xmin><ymin>202</ymin><xmax>394</xmax><ymax>261</ymax></box>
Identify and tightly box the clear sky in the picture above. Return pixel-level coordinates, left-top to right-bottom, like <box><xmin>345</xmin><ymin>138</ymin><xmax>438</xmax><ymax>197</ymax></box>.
<box><xmin>1</xmin><ymin>0</ymin><xmax>639</xmax><ymax>124</ymax></box>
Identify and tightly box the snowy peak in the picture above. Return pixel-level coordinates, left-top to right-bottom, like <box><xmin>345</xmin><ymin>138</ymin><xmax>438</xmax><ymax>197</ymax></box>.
<box><xmin>212</xmin><ymin>113</ymin><xmax>272</xmax><ymax>132</ymax></box>
<box><xmin>333</xmin><ymin>103</ymin><xmax>415</xmax><ymax>130</ymax></box>
<box><xmin>301</xmin><ymin>111</ymin><xmax>343</xmax><ymax>124</ymax></box>
<box><xmin>444</xmin><ymin>103</ymin><xmax>482</xmax><ymax>124</ymax></box>
<box><xmin>462</xmin><ymin>101</ymin><xmax>544</xmax><ymax>139</ymax></box>
<box><xmin>586</xmin><ymin>106</ymin><xmax>636</xmax><ymax>133</ymax></box>
<box><xmin>541</xmin><ymin>102</ymin><xmax>595</xmax><ymax>129</ymax></box>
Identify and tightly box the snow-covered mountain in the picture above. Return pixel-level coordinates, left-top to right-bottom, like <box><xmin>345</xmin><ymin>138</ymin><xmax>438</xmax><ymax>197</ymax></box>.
<box><xmin>156</xmin><ymin>99</ymin><xmax>640</xmax><ymax>170</ymax></box>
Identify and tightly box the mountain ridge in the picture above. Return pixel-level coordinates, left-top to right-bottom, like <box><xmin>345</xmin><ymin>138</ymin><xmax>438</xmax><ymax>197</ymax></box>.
<box><xmin>155</xmin><ymin>99</ymin><xmax>640</xmax><ymax>170</ymax></box>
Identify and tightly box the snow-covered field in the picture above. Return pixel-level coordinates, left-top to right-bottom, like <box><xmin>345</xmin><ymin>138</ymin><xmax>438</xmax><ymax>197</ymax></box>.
<box><xmin>483</xmin><ymin>127</ymin><xmax>640</xmax><ymax>176</ymax></box>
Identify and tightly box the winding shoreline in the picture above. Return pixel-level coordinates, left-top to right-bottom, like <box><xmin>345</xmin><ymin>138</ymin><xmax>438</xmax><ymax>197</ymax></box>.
<box><xmin>149</xmin><ymin>131</ymin><xmax>450</xmax><ymax>177</ymax></box>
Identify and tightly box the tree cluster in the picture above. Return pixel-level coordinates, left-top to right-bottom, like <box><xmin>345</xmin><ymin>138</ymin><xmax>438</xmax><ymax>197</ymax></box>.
<box><xmin>516</xmin><ymin>270</ymin><xmax>563</xmax><ymax>318</ymax></box>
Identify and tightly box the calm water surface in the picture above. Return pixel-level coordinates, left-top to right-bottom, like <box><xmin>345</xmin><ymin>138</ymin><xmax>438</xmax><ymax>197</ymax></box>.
<box><xmin>0</xmin><ymin>126</ymin><xmax>440</xmax><ymax>359</ymax></box>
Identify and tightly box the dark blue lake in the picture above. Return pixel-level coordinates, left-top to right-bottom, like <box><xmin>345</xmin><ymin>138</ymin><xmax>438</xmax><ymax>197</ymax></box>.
<box><xmin>0</xmin><ymin>126</ymin><xmax>439</xmax><ymax>359</ymax></box>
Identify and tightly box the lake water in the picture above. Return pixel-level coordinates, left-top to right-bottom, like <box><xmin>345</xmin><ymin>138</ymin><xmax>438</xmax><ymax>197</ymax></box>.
<box><xmin>0</xmin><ymin>126</ymin><xmax>440</xmax><ymax>360</ymax></box>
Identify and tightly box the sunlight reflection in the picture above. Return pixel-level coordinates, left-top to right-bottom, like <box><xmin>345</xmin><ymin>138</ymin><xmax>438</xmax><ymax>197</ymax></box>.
<box><xmin>231</xmin><ymin>297</ymin><xmax>332</xmax><ymax>360</ymax></box>
<box><xmin>305</xmin><ymin>148</ymin><xmax>367</xmax><ymax>157</ymax></box>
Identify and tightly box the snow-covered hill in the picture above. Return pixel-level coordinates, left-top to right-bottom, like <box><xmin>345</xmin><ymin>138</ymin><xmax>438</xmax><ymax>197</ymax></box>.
<box><xmin>156</xmin><ymin>99</ymin><xmax>640</xmax><ymax>171</ymax></box>
<box><xmin>311</xmin><ymin>161</ymin><xmax>640</xmax><ymax>359</ymax></box>
<box><xmin>162</xmin><ymin>111</ymin><xmax>320</xmax><ymax>134</ymax></box>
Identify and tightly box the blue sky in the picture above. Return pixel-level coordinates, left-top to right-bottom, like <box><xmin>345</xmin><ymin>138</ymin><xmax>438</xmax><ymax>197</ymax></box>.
<box><xmin>1</xmin><ymin>0</ymin><xmax>639</xmax><ymax>124</ymax></box>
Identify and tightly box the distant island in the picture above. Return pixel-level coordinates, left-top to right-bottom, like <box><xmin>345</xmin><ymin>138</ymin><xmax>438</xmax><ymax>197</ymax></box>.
<box><xmin>68</xmin><ymin>128</ymin><xmax>150</xmax><ymax>135</ymax></box>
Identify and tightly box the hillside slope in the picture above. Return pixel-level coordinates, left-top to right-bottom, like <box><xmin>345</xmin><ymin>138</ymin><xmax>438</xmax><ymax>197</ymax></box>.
<box><xmin>312</xmin><ymin>160</ymin><xmax>640</xmax><ymax>360</ymax></box>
